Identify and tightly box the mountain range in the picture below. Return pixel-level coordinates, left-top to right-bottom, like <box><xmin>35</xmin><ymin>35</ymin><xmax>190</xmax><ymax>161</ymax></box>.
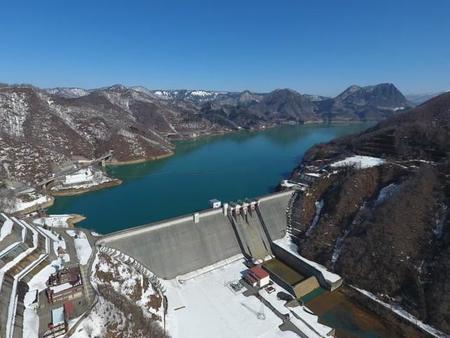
<box><xmin>0</xmin><ymin>82</ymin><xmax>412</xmax><ymax>185</ymax></box>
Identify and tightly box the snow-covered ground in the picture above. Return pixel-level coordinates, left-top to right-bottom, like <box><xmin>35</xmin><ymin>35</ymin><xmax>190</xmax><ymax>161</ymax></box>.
<box><xmin>91</xmin><ymin>251</ymin><xmax>164</xmax><ymax>321</ymax></box>
<box><xmin>22</xmin><ymin>257</ymin><xmax>65</xmax><ymax>338</ymax></box>
<box><xmin>164</xmin><ymin>258</ymin><xmax>283</xmax><ymax>338</ymax></box>
<box><xmin>22</xmin><ymin>306</ymin><xmax>39</xmax><ymax>338</ymax></box>
<box><xmin>260</xmin><ymin>282</ymin><xmax>333</xmax><ymax>338</ymax></box>
<box><xmin>330</xmin><ymin>155</ymin><xmax>385</xmax><ymax>169</ymax></box>
<box><xmin>352</xmin><ymin>286</ymin><xmax>448</xmax><ymax>338</ymax></box>
<box><xmin>5</xmin><ymin>193</ymin><xmax>52</xmax><ymax>214</ymax></box>
<box><xmin>69</xmin><ymin>296</ymin><xmax>129</xmax><ymax>338</ymax></box>
<box><xmin>0</xmin><ymin>225</ymin><xmax>38</xmax><ymax>290</ymax></box>
<box><xmin>71</xmin><ymin>248</ymin><xmax>337</xmax><ymax>337</ymax></box>
<box><xmin>67</xmin><ymin>230</ymin><xmax>92</xmax><ymax>265</ymax></box>
<box><xmin>27</xmin><ymin>258</ymin><xmax>65</xmax><ymax>291</ymax></box>
<box><xmin>38</xmin><ymin>226</ymin><xmax>69</xmax><ymax>260</ymax></box>
<box><xmin>2</xmin><ymin>219</ymin><xmax>46</xmax><ymax>338</ymax></box>
<box><xmin>33</xmin><ymin>214</ymin><xmax>71</xmax><ymax>228</ymax></box>
<box><xmin>71</xmin><ymin>250</ymin><xmax>165</xmax><ymax>338</ymax></box>
<box><xmin>0</xmin><ymin>216</ymin><xmax>13</xmax><ymax>240</ymax></box>
<box><xmin>22</xmin><ymin>290</ymin><xmax>40</xmax><ymax>337</ymax></box>
<box><xmin>163</xmin><ymin>256</ymin><xmax>331</xmax><ymax>338</ymax></box>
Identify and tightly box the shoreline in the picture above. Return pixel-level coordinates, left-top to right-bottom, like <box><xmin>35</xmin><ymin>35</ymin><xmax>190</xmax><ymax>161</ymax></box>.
<box><xmin>66</xmin><ymin>213</ymin><xmax>86</xmax><ymax>227</ymax></box>
<box><xmin>106</xmin><ymin>120</ymin><xmax>374</xmax><ymax>168</ymax></box>
<box><xmin>42</xmin><ymin>121</ymin><xmax>371</xmax><ymax>219</ymax></box>
<box><xmin>105</xmin><ymin>150</ymin><xmax>174</xmax><ymax>166</ymax></box>
<box><xmin>50</xmin><ymin>178</ymin><xmax>123</xmax><ymax>197</ymax></box>
<box><xmin>44</xmin><ymin>120</ymin><xmax>371</xmax><ymax>197</ymax></box>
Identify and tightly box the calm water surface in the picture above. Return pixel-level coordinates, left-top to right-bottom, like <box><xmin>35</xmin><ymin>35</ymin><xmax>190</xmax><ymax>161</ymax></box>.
<box><xmin>49</xmin><ymin>123</ymin><xmax>371</xmax><ymax>233</ymax></box>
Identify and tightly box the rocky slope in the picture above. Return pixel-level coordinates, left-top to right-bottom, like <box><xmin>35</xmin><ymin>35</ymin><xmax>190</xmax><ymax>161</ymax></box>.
<box><xmin>0</xmin><ymin>84</ymin><xmax>226</xmax><ymax>185</ymax></box>
<box><xmin>289</xmin><ymin>92</ymin><xmax>450</xmax><ymax>334</ymax></box>
<box><xmin>0</xmin><ymin>82</ymin><xmax>411</xmax><ymax>185</ymax></box>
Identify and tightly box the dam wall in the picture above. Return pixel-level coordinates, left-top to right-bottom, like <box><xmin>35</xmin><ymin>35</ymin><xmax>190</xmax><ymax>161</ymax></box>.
<box><xmin>99</xmin><ymin>191</ymin><xmax>294</xmax><ymax>279</ymax></box>
<box><xmin>99</xmin><ymin>209</ymin><xmax>241</xmax><ymax>279</ymax></box>
<box><xmin>229</xmin><ymin>213</ymin><xmax>271</xmax><ymax>259</ymax></box>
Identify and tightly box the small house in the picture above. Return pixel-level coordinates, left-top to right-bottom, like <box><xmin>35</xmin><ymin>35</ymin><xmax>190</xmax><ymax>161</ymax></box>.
<box><xmin>245</xmin><ymin>266</ymin><xmax>270</xmax><ymax>288</ymax></box>
<box><xmin>46</xmin><ymin>266</ymin><xmax>83</xmax><ymax>303</ymax></box>
<box><xmin>209</xmin><ymin>199</ymin><xmax>221</xmax><ymax>209</ymax></box>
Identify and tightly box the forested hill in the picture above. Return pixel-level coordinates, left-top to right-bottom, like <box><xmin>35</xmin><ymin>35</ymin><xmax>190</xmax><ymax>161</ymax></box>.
<box><xmin>290</xmin><ymin>92</ymin><xmax>450</xmax><ymax>334</ymax></box>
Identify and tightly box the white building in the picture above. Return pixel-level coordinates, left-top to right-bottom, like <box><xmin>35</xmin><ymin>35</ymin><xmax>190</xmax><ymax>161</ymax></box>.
<box><xmin>209</xmin><ymin>199</ymin><xmax>221</xmax><ymax>209</ymax></box>
<box><xmin>64</xmin><ymin>168</ymin><xmax>94</xmax><ymax>185</ymax></box>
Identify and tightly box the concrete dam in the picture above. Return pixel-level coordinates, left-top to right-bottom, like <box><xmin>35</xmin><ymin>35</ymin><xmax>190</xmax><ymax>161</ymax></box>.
<box><xmin>98</xmin><ymin>191</ymin><xmax>293</xmax><ymax>279</ymax></box>
<box><xmin>98</xmin><ymin>190</ymin><xmax>342</xmax><ymax>292</ymax></box>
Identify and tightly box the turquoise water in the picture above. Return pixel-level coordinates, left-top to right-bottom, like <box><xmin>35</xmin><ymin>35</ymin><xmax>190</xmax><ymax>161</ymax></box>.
<box><xmin>48</xmin><ymin>123</ymin><xmax>371</xmax><ymax>233</ymax></box>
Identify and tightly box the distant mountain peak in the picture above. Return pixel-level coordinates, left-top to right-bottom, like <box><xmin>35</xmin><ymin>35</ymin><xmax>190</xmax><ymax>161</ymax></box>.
<box><xmin>46</xmin><ymin>87</ymin><xmax>90</xmax><ymax>98</ymax></box>
<box><xmin>270</xmin><ymin>88</ymin><xmax>300</xmax><ymax>95</ymax></box>
<box><xmin>104</xmin><ymin>84</ymin><xmax>128</xmax><ymax>91</ymax></box>
<box><xmin>335</xmin><ymin>83</ymin><xmax>410</xmax><ymax>109</ymax></box>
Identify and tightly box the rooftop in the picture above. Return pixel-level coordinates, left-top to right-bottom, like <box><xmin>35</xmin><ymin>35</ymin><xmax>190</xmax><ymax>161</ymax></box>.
<box><xmin>249</xmin><ymin>266</ymin><xmax>269</xmax><ymax>279</ymax></box>
<box><xmin>51</xmin><ymin>307</ymin><xmax>65</xmax><ymax>325</ymax></box>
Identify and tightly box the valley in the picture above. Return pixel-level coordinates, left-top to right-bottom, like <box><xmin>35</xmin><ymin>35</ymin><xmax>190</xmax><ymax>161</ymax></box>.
<box><xmin>0</xmin><ymin>84</ymin><xmax>448</xmax><ymax>338</ymax></box>
<box><xmin>0</xmin><ymin>82</ymin><xmax>411</xmax><ymax>189</ymax></box>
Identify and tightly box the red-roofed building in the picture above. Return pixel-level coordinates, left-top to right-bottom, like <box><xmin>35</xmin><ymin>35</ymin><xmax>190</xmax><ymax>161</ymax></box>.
<box><xmin>245</xmin><ymin>266</ymin><xmax>270</xmax><ymax>288</ymax></box>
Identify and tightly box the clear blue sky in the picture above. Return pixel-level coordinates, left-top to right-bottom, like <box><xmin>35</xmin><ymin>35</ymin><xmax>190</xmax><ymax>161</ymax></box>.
<box><xmin>1</xmin><ymin>0</ymin><xmax>449</xmax><ymax>96</ymax></box>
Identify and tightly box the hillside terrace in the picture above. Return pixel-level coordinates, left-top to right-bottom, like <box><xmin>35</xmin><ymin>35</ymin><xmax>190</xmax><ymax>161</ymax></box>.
<box><xmin>0</xmin><ymin>211</ymin><xmax>97</xmax><ymax>338</ymax></box>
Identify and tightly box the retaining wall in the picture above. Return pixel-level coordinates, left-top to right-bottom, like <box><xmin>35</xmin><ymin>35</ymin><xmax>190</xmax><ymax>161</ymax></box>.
<box><xmin>271</xmin><ymin>242</ymin><xmax>343</xmax><ymax>291</ymax></box>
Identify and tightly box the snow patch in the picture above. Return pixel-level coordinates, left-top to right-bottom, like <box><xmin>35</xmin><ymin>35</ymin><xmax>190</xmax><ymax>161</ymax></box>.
<box><xmin>38</xmin><ymin>226</ymin><xmax>69</xmax><ymax>259</ymax></box>
<box><xmin>0</xmin><ymin>218</ymin><xmax>13</xmax><ymax>241</ymax></box>
<box><xmin>352</xmin><ymin>286</ymin><xmax>448</xmax><ymax>338</ymax></box>
<box><xmin>330</xmin><ymin>155</ymin><xmax>385</xmax><ymax>169</ymax></box>
<box><xmin>22</xmin><ymin>307</ymin><xmax>39</xmax><ymax>338</ymax></box>
<box><xmin>27</xmin><ymin>258</ymin><xmax>64</xmax><ymax>291</ymax></box>
<box><xmin>67</xmin><ymin>231</ymin><xmax>92</xmax><ymax>265</ymax></box>
<box><xmin>33</xmin><ymin>215</ymin><xmax>71</xmax><ymax>228</ymax></box>
<box><xmin>189</xmin><ymin>90</ymin><xmax>214</xmax><ymax>97</ymax></box>
<box><xmin>163</xmin><ymin>255</ymin><xmax>334</xmax><ymax>338</ymax></box>
<box><xmin>306</xmin><ymin>200</ymin><xmax>324</xmax><ymax>237</ymax></box>
<box><xmin>375</xmin><ymin>183</ymin><xmax>399</xmax><ymax>205</ymax></box>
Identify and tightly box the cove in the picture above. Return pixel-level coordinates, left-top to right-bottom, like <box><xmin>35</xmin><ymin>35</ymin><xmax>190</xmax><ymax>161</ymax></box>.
<box><xmin>48</xmin><ymin>123</ymin><xmax>371</xmax><ymax>234</ymax></box>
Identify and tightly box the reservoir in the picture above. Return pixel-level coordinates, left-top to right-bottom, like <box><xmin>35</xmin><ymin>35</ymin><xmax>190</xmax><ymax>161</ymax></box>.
<box><xmin>49</xmin><ymin>122</ymin><xmax>423</xmax><ymax>338</ymax></box>
<box><xmin>49</xmin><ymin>123</ymin><xmax>371</xmax><ymax>234</ymax></box>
